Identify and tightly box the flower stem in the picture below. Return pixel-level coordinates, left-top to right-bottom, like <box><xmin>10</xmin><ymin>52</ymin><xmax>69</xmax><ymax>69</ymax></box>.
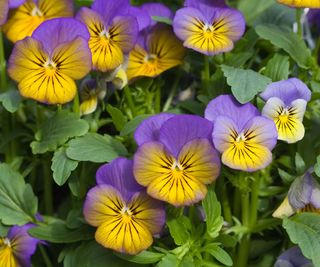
<box><xmin>296</xmin><ymin>8</ymin><xmax>303</xmax><ymax>39</ymax></box>
<box><xmin>123</xmin><ymin>85</ymin><xmax>136</xmax><ymax>117</ymax></box>
<box><xmin>43</xmin><ymin>160</ymin><xmax>53</xmax><ymax>215</ymax></box>
<box><xmin>0</xmin><ymin>30</ymin><xmax>7</xmax><ymax>92</ymax></box>
<box><xmin>73</xmin><ymin>90</ymin><xmax>80</xmax><ymax>115</ymax></box>
<box><xmin>154</xmin><ymin>83</ymin><xmax>161</xmax><ymax>113</ymax></box>
<box><xmin>39</xmin><ymin>244</ymin><xmax>54</xmax><ymax>267</ymax></box>
<box><xmin>203</xmin><ymin>55</ymin><xmax>210</xmax><ymax>93</ymax></box>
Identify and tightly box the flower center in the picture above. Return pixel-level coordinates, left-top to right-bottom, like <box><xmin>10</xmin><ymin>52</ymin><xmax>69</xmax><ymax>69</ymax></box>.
<box><xmin>120</xmin><ymin>206</ymin><xmax>133</xmax><ymax>223</ymax></box>
<box><xmin>278</xmin><ymin>108</ymin><xmax>290</xmax><ymax>123</ymax></box>
<box><xmin>31</xmin><ymin>6</ymin><xmax>43</xmax><ymax>17</ymax></box>
<box><xmin>299</xmin><ymin>204</ymin><xmax>320</xmax><ymax>214</ymax></box>
<box><xmin>234</xmin><ymin>132</ymin><xmax>246</xmax><ymax>149</ymax></box>
<box><xmin>144</xmin><ymin>54</ymin><xmax>158</xmax><ymax>63</ymax></box>
<box><xmin>99</xmin><ymin>29</ymin><xmax>111</xmax><ymax>44</ymax></box>
<box><xmin>44</xmin><ymin>59</ymin><xmax>57</xmax><ymax>76</ymax></box>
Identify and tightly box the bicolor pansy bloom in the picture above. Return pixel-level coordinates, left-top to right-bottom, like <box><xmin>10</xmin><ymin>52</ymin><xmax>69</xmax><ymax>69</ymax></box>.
<box><xmin>205</xmin><ymin>95</ymin><xmax>278</xmax><ymax>172</ymax></box>
<box><xmin>0</xmin><ymin>224</ymin><xmax>39</xmax><ymax>267</ymax></box>
<box><xmin>275</xmin><ymin>247</ymin><xmax>312</xmax><ymax>267</ymax></box>
<box><xmin>3</xmin><ymin>0</ymin><xmax>73</xmax><ymax>43</ymax></box>
<box><xmin>261</xmin><ymin>78</ymin><xmax>311</xmax><ymax>144</ymax></box>
<box><xmin>77</xmin><ymin>0</ymin><xmax>138</xmax><ymax>72</ymax></box>
<box><xmin>173</xmin><ymin>0</ymin><xmax>245</xmax><ymax>56</ymax></box>
<box><xmin>83</xmin><ymin>157</ymin><xmax>165</xmax><ymax>255</ymax></box>
<box><xmin>8</xmin><ymin>18</ymin><xmax>91</xmax><ymax>104</ymax></box>
<box><xmin>273</xmin><ymin>171</ymin><xmax>320</xmax><ymax>218</ymax></box>
<box><xmin>277</xmin><ymin>0</ymin><xmax>320</xmax><ymax>8</ymax></box>
<box><xmin>133</xmin><ymin>113</ymin><xmax>221</xmax><ymax>206</ymax></box>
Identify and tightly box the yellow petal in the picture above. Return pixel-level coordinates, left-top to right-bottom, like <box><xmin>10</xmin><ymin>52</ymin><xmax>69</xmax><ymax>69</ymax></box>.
<box><xmin>0</xmin><ymin>240</ymin><xmax>18</xmax><ymax>267</ymax></box>
<box><xmin>80</xmin><ymin>96</ymin><xmax>98</xmax><ymax>115</ymax></box>
<box><xmin>272</xmin><ymin>197</ymin><xmax>295</xmax><ymax>218</ymax></box>
<box><xmin>277</xmin><ymin>0</ymin><xmax>320</xmax><ymax>7</ymax></box>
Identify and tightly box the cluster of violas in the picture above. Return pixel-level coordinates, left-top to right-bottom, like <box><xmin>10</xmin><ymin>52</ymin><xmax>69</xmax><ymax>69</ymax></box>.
<box><xmin>1</xmin><ymin>0</ymin><xmax>320</xmax><ymax>266</ymax></box>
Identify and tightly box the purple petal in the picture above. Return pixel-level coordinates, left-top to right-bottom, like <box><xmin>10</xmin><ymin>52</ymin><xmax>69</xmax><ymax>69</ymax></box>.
<box><xmin>205</xmin><ymin>94</ymin><xmax>259</xmax><ymax>131</ymax></box>
<box><xmin>8</xmin><ymin>224</ymin><xmax>39</xmax><ymax>267</ymax></box>
<box><xmin>129</xmin><ymin>7</ymin><xmax>151</xmax><ymax>31</ymax></box>
<box><xmin>92</xmin><ymin>0</ymin><xmax>130</xmax><ymax>24</ymax></box>
<box><xmin>134</xmin><ymin>113</ymin><xmax>175</xmax><ymax>146</ymax></box>
<box><xmin>96</xmin><ymin>157</ymin><xmax>143</xmax><ymax>200</ymax></box>
<box><xmin>8</xmin><ymin>0</ymin><xmax>25</xmax><ymax>8</ymax></box>
<box><xmin>260</xmin><ymin>78</ymin><xmax>311</xmax><ymax>105</ymax></box>
<box><xmin>275</xmin><ymin>246</ymin><xmax>312</xmax><ymax>267</ymax></box>
<box><xmin>141</xmin><ymin>3</ymin><xmax>173</xmax><ymax>26</ymax></box>
<box><xmin>184</xmin><ymin>0</ymin><xmax>227</xmax><ymax>8</ymax></box>
<box><xmin>0</xmin><ymin>0</ymin><xmax>9</xmax><ymax>25</ymax></box>
<box><xmin>288</xmin><ymin>174</ymin><xmax>313</xmax><ymax>210</ymax></box>
<box><xmin>32</xmin><ymin>18</ymin><xmax>90</xmax><ymax>54</ymax></box>
<box><xmin>159</xmin><ymin>114</ymin><xmax>213</xmax><ymax>158</ymax></box>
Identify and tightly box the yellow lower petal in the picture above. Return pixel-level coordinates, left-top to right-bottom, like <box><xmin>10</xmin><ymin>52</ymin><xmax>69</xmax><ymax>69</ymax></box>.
<box><xmin>277</xmin><ymin>0</ymin><xmax>320</xmax><ymax>7</ymax></box>
<box><xmin>275</xmin><ymin>116</ymin><xmax>305</xmax><ymax>144</ymax></box>
<box><xmin>80</xmin><ymin>96</ymin><xmax>98</xmax><ymax>115</ymax></box>
<box><xmin>0</xmin><ymin>241</ymin><xmax>18</xmax><ymax>267</ymax></box>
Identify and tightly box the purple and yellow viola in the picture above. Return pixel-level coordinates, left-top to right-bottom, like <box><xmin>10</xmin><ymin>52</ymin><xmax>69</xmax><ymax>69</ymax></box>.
<box><xmin>0</xmin><ymin>224</ymin><xmax>40</xmax><ymax>267</ymax></box>
<box><xmin>77</xmin><ymin>0</ymin><xmax>138</xmax><ymax>72</ymax></box>
<box><xmin>83</xmin><ymin>157</ymin><xmax>165</xmax><ymax>255</ymax></box>
<box><xmin>274</xmin><ymin>246</ymin><xmax>312</xmax><ymax>267</ymax></box>
<box><xmin>126</xmin><ymin>3</ymin><xmax>186</xmax><ymax>80</ymax></box>
<box><xmin>133</xmin><ymin>113</ymin><xmax>221</xmax><ymax>206</ymax></box>
<box><xmin>261</xmin><ymin>78</ymin><xmax>311</xmax><ymax>144</ymax></box>
<box><xmin>3</xmin><ymin>0</ymin><xmax>73</xmax><ymax>43</ymax></box>
<box><xmin>8</xmin><ymin>18</ymin><xmax>91</xmax><ymax>104</ymax></box>
<box><xmin>173</xmin><ymin>0</ymin><xmax>245</xmax><ymax>55</ymax></box>
<box><xmin>205</xmin><ymin>95</ymin><xmax>278</xmax><ymax>172</ymax></box>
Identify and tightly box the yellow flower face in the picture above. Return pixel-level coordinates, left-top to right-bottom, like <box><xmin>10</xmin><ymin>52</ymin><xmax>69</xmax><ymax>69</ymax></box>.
<box><xmin>3</xmin><ymin>0</ymin><xmax>73</xmax><ymax>43</ymax></box>
<box><xmin>0</xmin><ymin>238</ymin><xmax>18</xmax><ymax>267</ymax></box>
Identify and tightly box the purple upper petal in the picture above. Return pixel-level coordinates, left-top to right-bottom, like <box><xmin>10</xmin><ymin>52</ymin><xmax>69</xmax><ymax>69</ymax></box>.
<box><xmin>0</xmin><ymin>0</ymin><xmax>9</xmax><ymax>25</ymax></box>
<box><xmin>308</xmin><ymin>10</ymin><xmax>320</xmax><ymax>30</ymax></box>
<box><xmin>141</xmin><ymin>3</ymin><xmax>173</xmax><ymax>26</ymax></box>
<box><xmin>92</xmin><ymin>0</ymin><xmax>130</xmax><ymax>24</ymax></box>
<box><xmin>159</xmin><ymin>114</ymin><xmax>213</xmax><ymax>158</ymax></box>
<box><xmin>275</xmin><ymin>246</ymin><xmax>312</xmax><ymax>267</ymax></box>
<box><xmin>96</xmin><ymin>157</ymin><xmax>143</xmax><ymax>200</ymax></box>
<box><xmin>205</xmin><ymin>94</ymin><xmax>259</xmax><ymax>131</ymax></box>
<box><xmin>184</xmin><ymin>0</ymin><xmax>227</xmax><ymax>8</ymax></box>
<box><xmin>8</xmin><ymin>0</ymin><xmax>25</xmax><ymax>8</ymax></box>
<box><xmin>260</xmin><ymin>78</ymin><xmax>311</xmax><ymax>106</ymax></box>
<box><xmin>8</xmin><ymin>224</ymin><xmax>39</xmax><ymax>267</ymax></box>
<box><xmin>32</xmin><ymin>18</ymin><xmax>90</xmax><ymax>54</ymax></box>
<box><xmin>134</xmin><ymin>113</ymin><xmax>175</xmax><ymax>146</ymax></box>
<box><xmin>129</xmin><ymin>6</ymin><xmax>151</xmax><ymax>31</ymax></box>
<box><xmin>288</xmin><ymin>174</ymin><xmax>314</xmax><ymax>210</ymax></box>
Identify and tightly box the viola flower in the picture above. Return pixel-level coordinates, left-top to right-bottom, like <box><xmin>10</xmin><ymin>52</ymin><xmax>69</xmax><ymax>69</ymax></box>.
<box><xmin>273</xmin><ymin>171</ymin><xmax>320</xmax><ymax>218</ymax></box>
<box><xmin>205</xmin><ymin>95</ymin><xmax>278</xmax><ymax>172</ymax></box>
<box><xmin>83</xmin><ymin>157</ymin><xmax>165</xmax><ymax>255</ymax></box>
<box><xmin>77</xmin><ymin>0</ymin><xmax>138</xmax><ymax>72</ymax></box>
<box><xmin>3</xmin><ymin>0</ymin><xmax>73</xmax><ymax>43</ymax></box>
<box><xmin>276</xmin><ymin>0</ymin><xmax>320</xmax><ymax>8</ymax></box>
<box><xmin>140</xmin><ymin>2</ymin><xmax>174</xmax><ymax>27</ymax></box>
<box><xmin>133</xmin><ymin>113</ymin><xmax>221</xmax><ymax>206</ymax></box>
<box><xmin>126</xmin><ymin>25</ymin><xmax>186</xmax><ymax>80</ymax></box>
<box><xmin>173</xmin><ymin>0</ymin><xmax>245</xmax><ymax>56</ymax></box>
<box><xmin>261</xmin><ymin>78</ymin><xmax>311</xmax><ymax>144</ymax></box>
<box><xmin>0</xmin><ymin>224</ymin><xmax>39</xmax><ymax>267</ymax></box>
<box><xmin>8</xmin><ymin>18</ymin><xmax>91</xmax><ymax>104</ymax></box>
<box><xmin>274</xmin><ymin>247</ymin><xmax>312</xmax><ymax>267</ymax></box>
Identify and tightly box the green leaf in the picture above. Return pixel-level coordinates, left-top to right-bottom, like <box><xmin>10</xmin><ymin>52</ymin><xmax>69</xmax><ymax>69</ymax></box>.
<box><xmin>106</xmin><ymin>104</ymin><xmax>127</xmax><ymax>131</ymax></box>
<box><xmin>151</xmin><ymin>16</ymin><xmax>172</xmax><ymax>25</ymax></box>
<box><xmin>31</xmin><ymin>111</ymin><xmax>89</xmax><ymax>154</ymax></box>
<box><xmin>0</xmin><ymin>90</ymin><xmax>22</xmax><ymax>113</ymax></box>
<box><xmin>157</xmin><ymin>254</ymin><xmax>180</xmax><ymax>267</ymax></box>
<box><xmin>120</xmin><ymin>114</ymin><xmax>152</xmax><ymax>136</ymax></box>
<box><xmin>29</xmin><ymin>222</ymin><xmax>94</xmax><ymax>243</ymax></box>
<box><xmin>166</xmin><ymin>216</ymin><xmax>191</xmax><ymax>246</ymax></box>
<box><xmin>255</xmin><ymin>24</ymin><xmax>312</xmax><ymax>69</ymax></box>
<box><xmin>221</xmin><ymin>65</ymin><xmax>272</xmax><ymax>104</ymax></box>
<box><xmin>203</xmin><ymin>244</ymin><xmax>233</xmax><ymax>266</ymax></box>
<box><xmin>295</xmin><ymin>152</ymin><xmax>306</xmax><ymax>174</ymax></box>
<box><xmin>238</xmin><ymin>0</ymin><xmax>274</xmax><ymax>25</ymax></box>
<box><xmin>314</xmin><ymin>155</ymin><xmax>320</xmax><ymax>178</ymax></box>
<box><xmin>63</xmin><ymin>241</ymin><xmax>139</xmax><ymax>267</ymax></box>
<box><xmin>224</xmin><ymin>52</ymin><xmax>252</xmax><ymax>68</ymax></box>
<box><xmin>264</xmin><ymin>54</ymin><xmax>290</xmax><ymax>81</ymax></box>
<box><xmin>283</xmin><ymin>213</ymin><xmax>320</xmax><ymax>267</ymax></box>
<box><xmin>51</xmin><ymin>147</ymin><xmax>78</xmax><ymax>186</ymax></box>
<box><xmin>115</xmin><ymin>250</ymin><xmax>164</xmax><ymax>264</ymax></box>
<box><xmin>0</xmin><ymin>164</ymin><xmax>37</xmax><ymax>225</ymax></box>
<box><xmin>66</xmin><ymin>133</ymin><xmax>128</xmax><ymax>163</ymax></box>
<box><xmin>202</xmin><ymin>186</ymin><xmax>224</xmax><ymax>238</ymax></box>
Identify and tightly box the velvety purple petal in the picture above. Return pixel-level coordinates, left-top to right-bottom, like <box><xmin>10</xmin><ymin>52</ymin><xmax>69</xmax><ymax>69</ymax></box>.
<box><xmin>260</xmin><ymin>78</ymin><xmax>311</xmax><ymax>105</ymax></box>
<box><xmin>308</xmin><ymin>10</ymin><xmax>320</xmax><ymax>30</ymax></box>
<box><xmin>0</xmin><ymin>0</ymin><xmax>9</xmax><ymax>25</ymax></box>
<box><xmin>134</xmin><ymin>113</ymin><xmax>175</xmax><ymax>146</ymax></box>
<box><xmin>141</xmin><ymin>3</ymin><xmax>173</xmax><ymax>26</ymax></box>
<box><xmin>92</xmin><ymin>0</ymin><xmax>130</xmax><ymax>24</ymax></box>
<box><xmin>309</xmin><ymin>175</ymin><xmax>320</xmax><ymax>209</ymax></box>
<box><xmin>8</xmin><ymin>0</ymin><xmax>25</xmax><ymax>8</ymax></box>
<box><xmin>96</xmin><ymin>157</ymin><xmax>143</xmax><ymax>200</ymax></box>
<box><xmin>184</xmin><ymin>0</ymin><xmax>227</xmax><ymax>8</ymax></box>
<box><xmin>275</xmin><ymin>247</ymin><xmax>313</xmax><ymax>267</ymax></box>
<box><xmin>288</xmin><ymin>174</ymin><xmax>313</xmax><ymax>210</ymax></box>
<box><xmin>159</xmin><ymin>114</ymin><xmax>213</xmax><ymax>158</ymax></box>
<box><xmin>32</xmin><ymin>18</ymin><xmax>90</xmax><ymax>54</ymax></box>
<box><xmin>205</xmin><ymin>94</ymin><xmax>259</xmax><ymax>131</ymax></box>
<box><xmin>8</xmin><ymin>224</ymin><xmax>39</xmax><ymax>267</ymax></box>
<box><xmin>129</xmin><ymin>7</ymin><xmax>151</xmax><ymax>31</ymax></box>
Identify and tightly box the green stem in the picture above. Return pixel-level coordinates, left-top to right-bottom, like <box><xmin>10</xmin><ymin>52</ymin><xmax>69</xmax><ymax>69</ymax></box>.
<box><xmin>218</xmin><ymin>176</ymin><xmax>232</xmax><ymax>223</ymax></box>
<box><xmin>0</xmin><ymin>30</ymin><xmax>7</xmax><ymax>91</ymax></box>
<box><xmin>123</xmin><ymin>85</ymin><xmax>136</xmax><ymax>117</ymax></box>
<box><xmin>233</xmin><ymin>188</ymin><xmax>241</xmax><ymax>219</ymax></box>
<box><xmin>39</xmin><ymin>244</ymin><xmax>54</xmax><ymax>267</ymax></box>
<box><xmin>154</xmin><ymin>83</ymin><xmax>161</xmax><ymax>113</ymax></box>
<box><xmin>203</xmin><ymin>55</ymin><xmax>210</xmax><ymax>93</ymax></box>
<box><xmin>296</xmin><ymin>8</ymin><xmax>303</xmax><ymax>40</ymax></box>
<box><xmin>241</xmin><ymin>192</ymin><xmax>250</xmax><ymax>226</ymax></box>
<box><xmin>43</xmin><ymin>160</ymin><xmax>53</xmax><ymax>215</ymax></box>
<box><xmin>249</xmin><ymin>174</ymin><xmax>260</xmax><ymax>227</ymax></box>
<box><xmin>163</xmin><ymin>71</ymin><xmax>182</xmax><ymax>111</ymax></box>
<box><xmin>73</xmin><ymin>90</ymin><xmax>80</xmax><ymax>115</ymax></box>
